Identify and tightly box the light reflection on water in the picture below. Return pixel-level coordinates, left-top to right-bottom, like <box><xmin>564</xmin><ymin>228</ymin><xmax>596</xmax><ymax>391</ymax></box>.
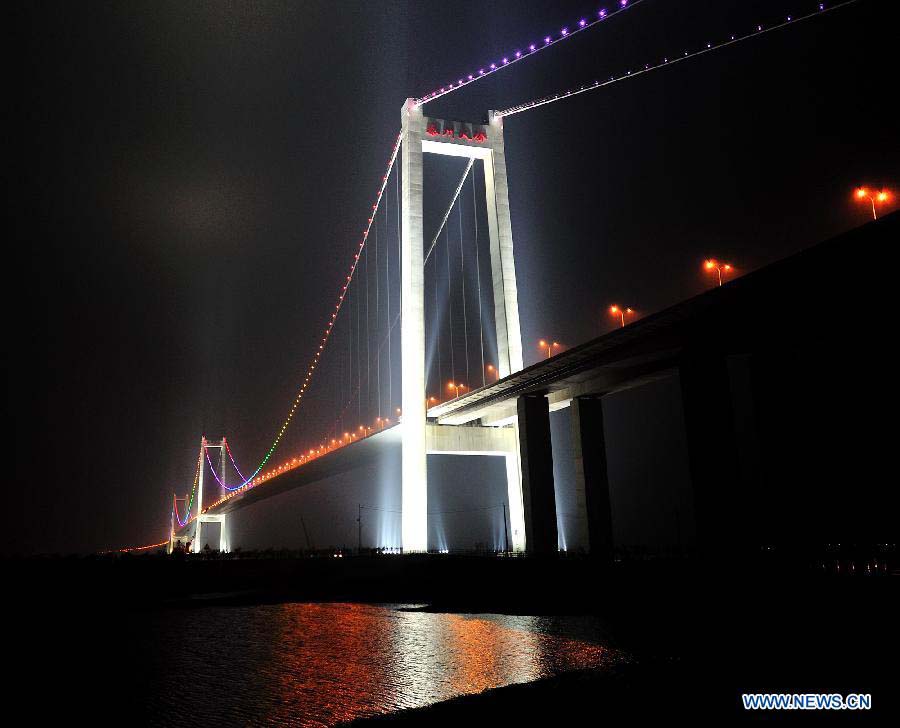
<box><xmin>142</xmin><ymin>603</ymin><xmax>622</xmax><ymax>727</ymax></box>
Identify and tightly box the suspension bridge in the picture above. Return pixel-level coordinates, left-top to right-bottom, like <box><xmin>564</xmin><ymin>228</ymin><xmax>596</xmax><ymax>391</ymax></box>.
<box><xmin>116</xmin><ymin>0</ymin><xmax>868</xmax><ymax>556</ymax></box>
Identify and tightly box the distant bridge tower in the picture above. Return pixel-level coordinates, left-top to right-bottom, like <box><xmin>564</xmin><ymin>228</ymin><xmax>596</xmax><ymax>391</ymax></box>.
<box><xmin>400</xmin><ymin>99</ymin><xmax>525</xmax><ymax>552</ymax></box>
<box><xmin>192</xmin><ymin>436</ymin><xmax>228</xmax><ymax>553</ymax></box>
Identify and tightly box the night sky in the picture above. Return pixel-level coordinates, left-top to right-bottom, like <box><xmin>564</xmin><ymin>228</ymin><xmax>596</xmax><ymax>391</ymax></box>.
<box><xmin>8</xmin><ymin>0</ymin><xmax>896</xmax><ymax>554</ymax></box>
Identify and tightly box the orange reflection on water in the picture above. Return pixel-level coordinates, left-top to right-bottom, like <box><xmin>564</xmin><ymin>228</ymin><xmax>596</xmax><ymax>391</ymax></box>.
<box><xmin>268</xmin><ymin>602</ymin><xmax>395</xmax><ymax>726</ymax></box>
<box><xmin>262</xmin><ymin>604</ymin><xmax>620</xmax><ymax>726</ymax></box>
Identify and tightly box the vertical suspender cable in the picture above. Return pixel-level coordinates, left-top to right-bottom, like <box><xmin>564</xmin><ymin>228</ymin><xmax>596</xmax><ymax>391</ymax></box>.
<box><xmin>395</xmin><ymin>168</ymin><xmax>401</xmax><ymax>413</ymax></box>
<box><xmin>385</xmin><ymin>169</ymin><xmax>392</xmax><ymax>415</ymax></box>
<box><xmin>445</xmin><ymin>224</ymin><xmax>454</xmax><ymax>384</ymax></box>
<box><xmin>473</xmin><ymin>171</ymin><xmax>485</xmax><ymax>387</ymax></box>
<box><xmin>365</xmin><ymin>244</ymin><xmax>370</xmax><ymax>423</ymax></box>
<box><xmin>336</xmin><ymin>306</ymin><xmax>342</xmax><ymax>436</ymax></box>
<box><xmin>434</xmin><ymin>254</ymin><xmax>441</xmax><ymax>400</ymax></box>
<box><xmin>348</xmin><ymin>284</ymin><xmax>353</xmax><ymax>430</ymax></box>
<box><xmin>375</xmin><ymin>202</ymin><xmax>381</xmax><ymax>419</ymax></box>
<box><xmin>459</xmin><ymin>199</ymin><xmax>469</xmax><ymax>389</ymax></box>
<box><xmin>356</xmin><ymin>258</ymin><xmax>361</xmax><ymax>421</ymax></box>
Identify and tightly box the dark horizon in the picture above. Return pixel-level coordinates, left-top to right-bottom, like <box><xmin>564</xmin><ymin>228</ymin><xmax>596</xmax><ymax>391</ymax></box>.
<box><xmin>8</xmin><ymin>0</ymin><xmax>898</xmax><ymax>555</ymax></box>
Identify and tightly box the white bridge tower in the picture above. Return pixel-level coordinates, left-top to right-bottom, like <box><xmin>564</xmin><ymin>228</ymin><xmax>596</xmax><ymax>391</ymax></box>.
<box><xmin>400</xmin><ymin>100</ymin><xmax>525</xmax><ymax>552</ymax></box>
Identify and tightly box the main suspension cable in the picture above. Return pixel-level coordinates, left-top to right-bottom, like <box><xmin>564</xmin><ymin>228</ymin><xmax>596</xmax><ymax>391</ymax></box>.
<box><xmin>414</xmin><ymin>0</ymin><xmax>649</xmax><ymax>105</ymax></box>
<box><xmin>495</xmin><ymin>1</ymin><xmax>861</xmax><ymax>118</ymax></box>
<box><xmin>424</xmin><ymin>159</ymin><xmax>474</xmax><ymax>265</ymax></box>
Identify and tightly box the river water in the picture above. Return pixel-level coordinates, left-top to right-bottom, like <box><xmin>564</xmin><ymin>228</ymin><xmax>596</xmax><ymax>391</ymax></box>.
<box><xmin>136</xmin><ymin>602</ymin><xmax>622</xmax><ymax>726</ymax></box>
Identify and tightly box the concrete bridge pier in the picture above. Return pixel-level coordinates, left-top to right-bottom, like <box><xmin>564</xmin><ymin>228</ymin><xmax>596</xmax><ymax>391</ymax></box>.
<box><xmin>570</xmin><ymin>396</ymin><xmax>615</xmax><ymax>561</ymax></box>
<box><xmin>195</xmin><ymin>514</ymin><xmax>228</xmax><ymax>553</ymax></box>
<box><xmin>516</xmin><ymin>395</ymin><xmax>558</xmax><ymax>555</ymax></box>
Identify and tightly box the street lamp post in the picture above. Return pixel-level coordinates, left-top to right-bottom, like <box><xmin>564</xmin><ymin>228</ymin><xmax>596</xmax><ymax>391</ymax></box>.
<box><xmin>855</xmin><ymin>187</ymin><xmax>890</xmax><ymax>220</ymax></box>
<box><xmin>609</xmin><ymin>305</ymin><xmax>635</xmax><ymax>328</ymax></box>
<box><xmin>538</xmin><ymin>340</ymin><xmax>560</xmax><ymax>359</ymax></box>
<box><xmin>703</xmin><ymin>259</ymin><xmax>733</xmax><ymax>287</ymax></box>
<box><xmin>485</xmin><ymin>363</ymin><xmax>499</xmax><ymax>382</ymax></box>
<box><xmin>447</xmin><ymin>381</ymin><xmax>467</xmax><ymax>399</ymax></box>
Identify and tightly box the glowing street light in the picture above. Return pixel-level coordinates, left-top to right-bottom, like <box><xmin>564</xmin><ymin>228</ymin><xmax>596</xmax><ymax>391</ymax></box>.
<box><xmin>485</xmin><ymin>363</ymin><xmax>499</xmax><ymax>382</ymax></box>
<box><xmin>703</xmin><ymin>259</ymin><xmax>733</xmax><ymax>287</ymax></box>
<box><xmin>538</xmin><ymin>340</ymin><xmax>560</xmax><ymax>359</ymax></box>
<box><xmin>855</xmin><ymin>187</ymin><xmax>890</xmax><ymax>220</ymax></box>
<box><xmin>609</xmin><ymin>305</ymin><xmax>635</xmax><ymax>328</ymax></box>
<box><xmin>447</xmin><ymin>381</ymin><xmax>467</xmax><ymax>398</ymax></box>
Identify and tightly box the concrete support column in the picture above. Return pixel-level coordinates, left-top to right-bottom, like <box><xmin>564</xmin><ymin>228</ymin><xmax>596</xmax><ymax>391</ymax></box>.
<box><xmin>219</xmin><ymin>515</ymin><xmax>228</xmax><ymax>553</ymax></box>
<box><xmin>219</xmin><ymin>437</ymin><xmax>227</xmax><ymax>498</ymax></box>
<box><xmin>167</xmin><ymin>502</ymin><xmax>175</xmax><ymax>555</ymax></box>
<box><xmin>400</xmin><ymin>99</ymin><xmax>428</xmax><ymax>552</ymax></box>
<box><xmin>516</xmin><ymin>395</ymin><xmax>558</xmax><ymax>554</ymax></box>
<box><xmin>505</xmin><ymin>430</ymin><xmax>527</xmax><ymax>552</ymax></box>
<box><xmin>485</xmin><ymin>112</ymin><xmax>524</xmax><ymax>377</ymax></box>
<box><xmin>679</xmin><ymin>350</ymin><xmax>740</xmax><ymax>553</ymax></box>
<box><xmin>570</xmin><ymin>397</ymin><xmax>614</xmax><ymax>560</ymax></box>
<box><xmin>192</xmin><ymin>437</ymin><xmax>206</xmax><ymax>554</ymax></box>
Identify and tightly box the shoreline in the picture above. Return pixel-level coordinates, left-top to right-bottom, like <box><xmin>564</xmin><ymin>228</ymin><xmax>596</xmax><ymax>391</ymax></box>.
<box><xmin>341</xmin><ymin>662</ymin><xmax>687</xmax><ymax>725</ymax></box>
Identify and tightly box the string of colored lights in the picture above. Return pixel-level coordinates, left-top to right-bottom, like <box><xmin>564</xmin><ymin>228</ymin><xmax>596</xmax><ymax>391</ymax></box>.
<box><xmin>201</xmin><ymin>418</ymin><xmax>404</xmax><ymax>514</ymax></box>
<box><xmin>496</xmin><ymin>1</ymin><xmax>860</xmax><ymax>117</ymax></box>
<box><xmin>414</xmin><ymin>0</ymin><xmax>648</xmax><ymax>106</ymax></box>
<box><xmin>204</xmin><ymin>448</ymin><xmax>245</xmax><ymax>492</ymax></box>
<box><xmin>112</xmin><ymin>539</ymin><xmax>170</xmax><ymax>554</ymax></box>
<box><xmin>225</xmin><ymin>439</ymin><xmax>248</xmax><ymax>482</ymax></box>
<box><xmin>167</xmin><ymin>2</ymin><xmax>664</xmax><ymax>534</ymax></box>
<box><xmin>180</xmin><ymin>146</ymin><xmax>405</xmax><ymax>517</ymax></box>
<box><xmin>182</xmin><ymin>133</ymin><xmax>405</xmax><ymax>504</ymax></box>
<box><xmin>171</xmin><ymin>493</ymin><xmax>183</xmax><ymax>527</ymax></box>
<box><xmin>254</xmin><ymin>132</ymin><xmax>401</xmax><ymax>472</ymax></box>
<box><xmin>172</xmin><ymin>0</ymin><xmax>831</xmax><ymax>541</ymax></box>
<box><xmin>175</xmin><ymin>447</ymin><xmax>203</xmax><ymax>527</ymax></box>
<box><xmin>200</xmin><ymin>314</ymin><xmax>401</xmax><ymax>516</ymax></box>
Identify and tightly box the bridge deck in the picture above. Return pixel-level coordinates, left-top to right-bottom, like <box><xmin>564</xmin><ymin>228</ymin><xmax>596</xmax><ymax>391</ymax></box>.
<box><xmin>427</xmin><ymin>214</ymin><xmax>898</xmax><ymax>425</ymax></box>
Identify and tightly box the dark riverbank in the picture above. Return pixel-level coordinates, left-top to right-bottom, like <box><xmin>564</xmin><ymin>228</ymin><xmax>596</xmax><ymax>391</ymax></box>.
<box><xmin>341</xmin><ymin>664</ymin><xmax>683</xmax><ymax>724</ymax></box>
<box><xmin>8</xmin><ymin>553</ymin><xmax>898</xmax><ymax>723</ymax></box>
